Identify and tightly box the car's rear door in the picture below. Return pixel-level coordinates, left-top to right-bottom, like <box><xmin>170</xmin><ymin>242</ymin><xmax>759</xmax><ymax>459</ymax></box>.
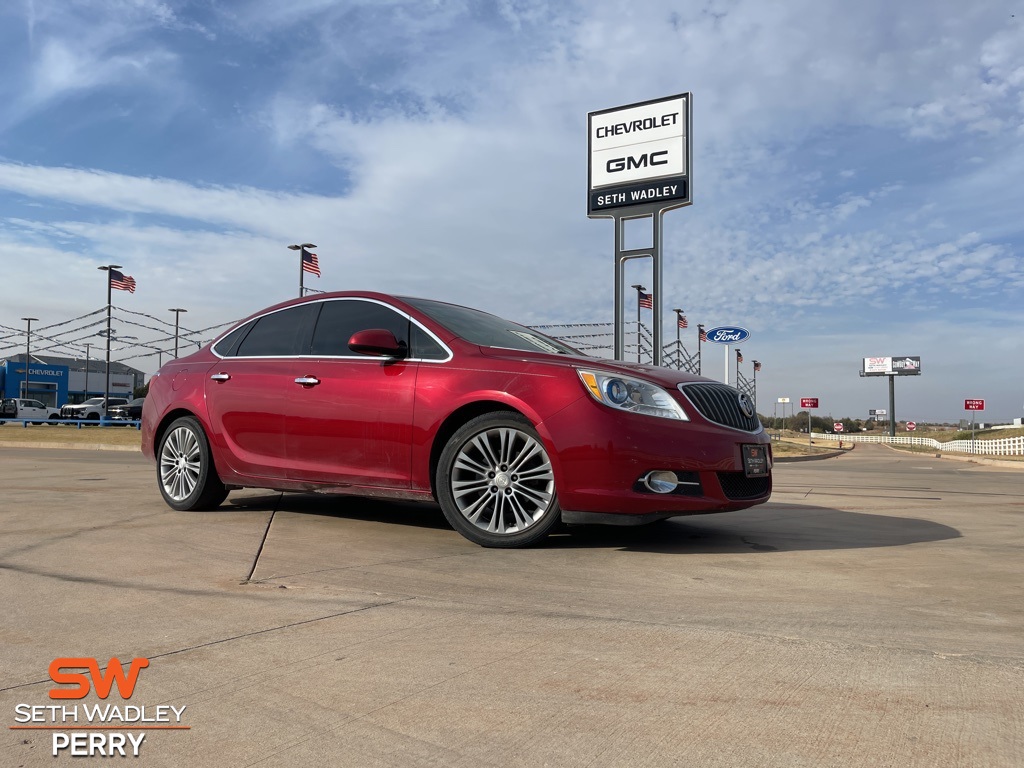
<box><xmin>282</xmin><ymin>298</ymin><xmax>422</xmax><ymax>488</ymax></box>
<box><xmin>204</xmin><ymin>304</ymin><xmax>317</xmax><ymax>479</ymax></box>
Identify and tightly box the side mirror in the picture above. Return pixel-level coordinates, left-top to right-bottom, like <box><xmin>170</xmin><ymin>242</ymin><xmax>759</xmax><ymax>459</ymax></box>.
<box><xmin>348</xmin><ymin>329</ymin><xmax>407</xmax><ymax>357</ymax></box>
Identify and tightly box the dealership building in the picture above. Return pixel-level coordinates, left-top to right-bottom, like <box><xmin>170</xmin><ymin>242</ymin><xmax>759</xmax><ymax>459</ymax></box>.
<box><xmin>0</xmin><ymin>354</ymin><xmax>146</xmax><ymax>408</ymax></box>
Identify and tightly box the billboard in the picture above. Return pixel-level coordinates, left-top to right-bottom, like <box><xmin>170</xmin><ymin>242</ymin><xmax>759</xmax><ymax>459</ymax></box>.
<box><xmin>588</xmin><ymin>93</ymin><xmax>691</xmax><ymax>215</ymax></box>
<box><xmin>861</xmin><ymin>356</ymin><xmax>921</xmax><ymax>376</ymax></box>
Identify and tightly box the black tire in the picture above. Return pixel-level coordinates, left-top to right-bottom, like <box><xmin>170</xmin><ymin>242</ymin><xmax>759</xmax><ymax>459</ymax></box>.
<box><xmin>436</xmin><ymin>411</ymin><xmax>561</xmax><ymax>548</ymax></box>
<box><xmin>156</xmin><ymin>416</ymin><xmax>228</xmax><ymax>511</ymax></box>
<box><xmin>86</xmin><ymin>412</ymin><xmax>100</xmax><ymax>421</ymax></box>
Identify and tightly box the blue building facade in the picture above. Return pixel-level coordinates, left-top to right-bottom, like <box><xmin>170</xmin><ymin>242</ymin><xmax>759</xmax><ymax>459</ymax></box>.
<box><xmin>0</xmin><ymin>360</ymin><xmax>70</xmax><ymax>407</ymax></box>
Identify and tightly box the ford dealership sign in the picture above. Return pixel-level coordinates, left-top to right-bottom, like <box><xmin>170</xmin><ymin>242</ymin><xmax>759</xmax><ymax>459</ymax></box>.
<box><xmin>703</xmin><ymin>326</ymin><xmax>751</xmax><ymax>344</ymax></box>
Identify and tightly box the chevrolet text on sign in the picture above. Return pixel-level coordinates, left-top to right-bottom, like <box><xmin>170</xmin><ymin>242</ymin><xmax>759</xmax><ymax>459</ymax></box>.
<box><xmin>588</xmin><ymin>93</ymin><xmax>690</xmax><ymax>214</ymax></box>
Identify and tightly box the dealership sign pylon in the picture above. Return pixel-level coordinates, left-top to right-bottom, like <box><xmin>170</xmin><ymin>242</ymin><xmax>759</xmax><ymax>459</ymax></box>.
<box><xmin>588</xmin><ymin>93</ymin><xmax>692</xmax><ymax>366</ymax></box>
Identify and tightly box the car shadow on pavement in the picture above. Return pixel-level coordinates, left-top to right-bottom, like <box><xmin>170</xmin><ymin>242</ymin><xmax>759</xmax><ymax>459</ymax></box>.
<box><xmin>224</xmin><ymin>494</ymin><xmax>961</xmax><ymax>554</ymax></box>
<box><xmin>556</xmin><ymin>502</ymin><xmax>961</xmax><ymax>553</ymax></box>
<box><xmin>226</xmin><ymin>492</ymin><xmax>454</xmax><ymax>531</ymax></box>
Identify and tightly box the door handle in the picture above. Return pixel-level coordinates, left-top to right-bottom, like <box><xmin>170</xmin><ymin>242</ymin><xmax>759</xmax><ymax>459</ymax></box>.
<box><xmin>295</xmin><ymin>376</ymin><xmax>320</xmax><ymax>387</ymax></box>
<box><xmin>210</xmin><ymin>373</ymin><xmax>231</xmax><ymax>382</ymax></box>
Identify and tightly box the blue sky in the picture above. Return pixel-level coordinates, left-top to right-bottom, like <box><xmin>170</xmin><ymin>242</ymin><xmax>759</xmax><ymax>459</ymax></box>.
<box><xmin>0</xmin><ymin>0</ymin><xmax>1021</xmax><ymax>423</ymax></box>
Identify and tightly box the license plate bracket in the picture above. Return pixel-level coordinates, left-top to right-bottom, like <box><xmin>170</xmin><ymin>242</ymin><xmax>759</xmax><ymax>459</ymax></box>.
<box><xmin>742</xmin><ymin>444</ymin><xmax>768</xmax><ymax>477</ymax></box>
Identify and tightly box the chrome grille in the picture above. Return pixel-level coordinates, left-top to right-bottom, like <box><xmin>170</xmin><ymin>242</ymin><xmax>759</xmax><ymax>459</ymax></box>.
<box><xmin>678</xmin><ymin>383</ymin><xmax>761</xmax><ymax>432</ymax></box>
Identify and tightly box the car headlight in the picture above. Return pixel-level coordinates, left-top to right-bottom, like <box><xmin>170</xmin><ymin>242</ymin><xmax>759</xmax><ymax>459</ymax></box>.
<box><xmin>577</xmin><ymin>369</ymin><xmax>689</xmax><ymax>421</ymax></box>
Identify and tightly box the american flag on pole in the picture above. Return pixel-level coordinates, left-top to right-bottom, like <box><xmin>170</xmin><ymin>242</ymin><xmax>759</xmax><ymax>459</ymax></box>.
<box><xmin>698</xmin><ymin>326</ymin><xmax>707</xmax><ymax>342</ymax></box>
<box><xmin>638</xmin><ymin>292</ymin><xmax>653</xmax><ymax>309</ymax></box>
<box><xmin>302</xmin><ymin>249</ymin><xmax>321</xmax><ymax>277</ymax></box>
<box><xmin>677</xmin><ymin>315</ymin><xmax>688</xmax><ymax>329</ymax></box>
<box><xmin>109</xmin><ymin>270</ymin><xmax>136</xmax><ymax>293</ymax></box>
<box><xmin>754</xmin><ymin>361</ymin><xmax>762</xmax><ymax>372</ymax></box>
<box><xmin>736</xmin><ymin>350</ymin><xmax>744</xmax><ymax>364</ymax></box>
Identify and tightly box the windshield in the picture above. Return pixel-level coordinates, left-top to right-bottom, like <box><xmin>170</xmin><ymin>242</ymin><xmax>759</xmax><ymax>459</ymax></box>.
<box><xmin>404</xmin><ymin>298</ymin><xmax>581</xmax><ymax>355</ymax></box>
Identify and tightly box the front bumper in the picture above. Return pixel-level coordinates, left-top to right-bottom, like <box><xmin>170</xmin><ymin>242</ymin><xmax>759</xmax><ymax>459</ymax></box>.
<box><xmin>542</xmin><ymin>396</ymin><xmax>772</xmax><ymax>518</ymax></box>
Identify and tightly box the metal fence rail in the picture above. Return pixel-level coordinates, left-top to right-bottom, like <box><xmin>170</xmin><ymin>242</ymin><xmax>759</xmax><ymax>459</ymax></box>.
<box><xmin>810</xmin><ymin>432</ymin><xmax>1024</xmax><ymax>456</ymax></box>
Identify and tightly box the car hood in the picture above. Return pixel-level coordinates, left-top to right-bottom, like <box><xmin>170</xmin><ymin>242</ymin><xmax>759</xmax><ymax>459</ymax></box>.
<box><xmin>478</xmin><ymin>347</ymin><xmax>720</xmax><ymax>389</ymax></box>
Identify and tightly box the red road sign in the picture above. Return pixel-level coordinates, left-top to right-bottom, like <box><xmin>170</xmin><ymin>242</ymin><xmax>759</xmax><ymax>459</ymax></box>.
<box><xmin>833</xmin><ymin>422</ymin><xmax>843</xmax><ymax>432</ymax></box>
<box><xmin>964</xmin><ymin>399</ymin><xmax>985</xmax><ymax>411</ymax></box>
<box><xmin>906</xmin><ymin>421</ymin><xmax>916</xmax><ymax>431</ymax></box>
<box><xmin>800</xmin><ymin>398</ymin><xmax>818</xmax><ymax>409</ymax></box>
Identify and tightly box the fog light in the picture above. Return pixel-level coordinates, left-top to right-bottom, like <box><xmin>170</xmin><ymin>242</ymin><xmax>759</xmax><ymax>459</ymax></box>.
<box><xmin>643</xmin><ymin>471</ymin><xmax>679</xmax><ymax>494</ymax></box>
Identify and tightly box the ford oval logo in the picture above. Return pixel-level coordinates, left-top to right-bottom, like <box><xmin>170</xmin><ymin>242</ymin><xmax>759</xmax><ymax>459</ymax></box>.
<box><xmin>704</xmin><ymin>326</ymin><xmax>751</xmax><ymax>344</ymax></box>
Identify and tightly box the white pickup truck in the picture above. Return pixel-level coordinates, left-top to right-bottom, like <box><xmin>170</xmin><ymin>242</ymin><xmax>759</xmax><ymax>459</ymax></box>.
<box><xmin>0</xmin><ymin>398</ymin><xmax>61</xmax><ymax>423</ymax></box>
<box><xmin>59</xmin><ymin>397</ymin><xmax>130</xmax><ymax>421</ymax></box>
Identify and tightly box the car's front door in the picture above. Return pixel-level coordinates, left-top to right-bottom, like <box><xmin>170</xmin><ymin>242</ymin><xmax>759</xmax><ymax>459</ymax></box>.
<box><xmin>205</xmin><ymin>304</ymin><xmax>316</xmax><ymax>480</ymax></box>
<box><xmin>282</xmin><ymin>299</ymin><xmax>419</xmax><ymax>488</ymax></box>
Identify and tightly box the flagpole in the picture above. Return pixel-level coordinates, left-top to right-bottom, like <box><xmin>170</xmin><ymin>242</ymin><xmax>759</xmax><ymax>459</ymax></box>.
<box><xmin>697</xmin><ymin>324</ymin><xmax>704</xmax><ymax>376</ymax></box>
<box><xmin>672</xmin><ymin>308</ymin><xmax>683</xmax><ymax>371</ymax></box>
<box><xmin>97</xmin><ymin>264</ymin><xmax>121</xmax><ymax>419</ymax></box>
<box><xmin>631</xmin><ymin>284</ymin><xmax>645</xmax><ymax>363</ymax></box>
<box><xmin>752</xmin><ymin>361</ymin><xmax>759</xmax><ymax>412</ymax></box>
<box><xmin>288</xmin><ymin>243</ymin><xmax>317</xmax><ymax>298</ymax></box>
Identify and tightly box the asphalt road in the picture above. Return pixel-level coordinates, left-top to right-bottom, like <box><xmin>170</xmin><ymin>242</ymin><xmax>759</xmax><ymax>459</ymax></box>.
<box><xmin>1</xmin><ymin>443</ymin><xmax>1021</xmax><ymax>766</ymax></box>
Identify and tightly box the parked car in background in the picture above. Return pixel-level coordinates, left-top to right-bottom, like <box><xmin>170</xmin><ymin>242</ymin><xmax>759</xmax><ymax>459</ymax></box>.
<box><xmin>60</xmin><ymin>397</ymin><xmax>129</xmax><ymax>420</ymax></box>
<box><xmin>142</xmin><ymin>291</ymin><xmax>772</xmax><ymax>548</ymax></box>
<box><xmin>108</xmin><ymin>398</ymin><xmax>146</xmax><ymax>422</ymax></box>
<box><xmin>0</xmin><ymin>398</ymin><xmax>61</xmax><ymax>423</ymax></box>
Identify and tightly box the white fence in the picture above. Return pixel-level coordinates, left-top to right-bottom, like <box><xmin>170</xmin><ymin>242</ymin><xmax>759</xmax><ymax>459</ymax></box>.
<box><xmin>811</xmin><ymin>432</ymin><xmax>1024</xmax><ymax>456</ymax></box>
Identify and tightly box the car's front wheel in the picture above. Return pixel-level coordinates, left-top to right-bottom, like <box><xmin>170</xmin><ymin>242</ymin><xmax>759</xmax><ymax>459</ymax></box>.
<box><xmin>157</xmin><ymin>416</ymin><xmax>228</xmax><ymax>511</ymax></box>
<box><xmin>436</xmin><ymin>411</ymin><xmax>561</xmax><ymax>548</ymax></box>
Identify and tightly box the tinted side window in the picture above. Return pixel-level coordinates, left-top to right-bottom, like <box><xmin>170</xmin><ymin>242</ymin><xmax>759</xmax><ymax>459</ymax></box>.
<box><xmin>310</xmin><ymin>301</ymin><xmax>409</xmax><ymax>356</ymax></box>
<box><xmin>410</xmin><ymin>325</ymin><xmax>448</xmax><ymax>360</ymax></box>
<box><xmin>213</xmin><ymin>321</ymin><xmax>254</xmax><ymax>357</ymax></box>
<box><xmin>236</xmin><ymin>307</ymin><xmax>310</xmax><ymax>357</ymax></box>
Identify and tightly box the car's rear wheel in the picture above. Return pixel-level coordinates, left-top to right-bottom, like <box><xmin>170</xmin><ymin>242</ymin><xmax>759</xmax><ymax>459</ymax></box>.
<box><xmin>436</xmin><ymin>411</ymin><xmax>561</xmax><ymax>548</ymax></box>
<box><xmin>157</xmin><ymin>416</ymin><xmax>228</xmax><ymax>511</ymax></box>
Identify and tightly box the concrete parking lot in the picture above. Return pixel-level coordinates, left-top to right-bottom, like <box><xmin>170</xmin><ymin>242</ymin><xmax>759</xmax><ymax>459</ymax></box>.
<box><xmin>1</xmin><ymin>443</ymin><xmax>1021</xmax><ymax>766</ymax></box>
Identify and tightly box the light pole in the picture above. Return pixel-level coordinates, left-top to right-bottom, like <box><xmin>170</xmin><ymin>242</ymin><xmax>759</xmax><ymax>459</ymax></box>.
<box><xmin>97</xmin><ymin>265</ymin><xmax>121</xmax><ymax>417</ymax></box>
<box><xmin>287</xmin><ymin>243</ymin><xmax>317</xmax><ymax>297</ymax></box>
<box><xmin>631</xmin><ymin>284</ymin><xmax>646</xmax><ymax>363</ymax></box>
<box><xmin>84</xmin><ymin>342</ymin><xmax>91</xmax><ymax>398</ymax></box>
<box><xmin>21</xmin><ymin>317</ymin><xmax>38</xmax><ymax>399</ymax></box>
<box><xmin>168</xmin><ymin>308</ymin><xmax>188</xmax><ymax>358</ymax></box>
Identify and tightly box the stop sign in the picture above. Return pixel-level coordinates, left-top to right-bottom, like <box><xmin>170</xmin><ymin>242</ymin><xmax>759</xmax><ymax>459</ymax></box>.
<box><xmin>907</xmin><ymin>421</ymin><xmax>916</xmax><ymax>431</ymax></box>
<box><xmin>834</xmin><ymin>422</ymin><xmax>844</xmax><ymax>432</ymax></box>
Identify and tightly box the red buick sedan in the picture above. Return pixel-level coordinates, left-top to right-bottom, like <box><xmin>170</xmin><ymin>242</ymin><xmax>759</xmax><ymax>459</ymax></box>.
<box><xmin>141</xmin><ymin>292</ymin><xmax>772</xmax><ymax>547</ymax></box>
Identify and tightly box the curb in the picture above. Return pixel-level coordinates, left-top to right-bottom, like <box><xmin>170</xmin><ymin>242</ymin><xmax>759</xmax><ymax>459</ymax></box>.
<box><xmin>775</xmin><ymin>449</ymin><xmax>849</xmax><ymax>463</ymax></box>
<box><xmin>881</xmin><ymin>443</ymin><xmax>1024</xmax><ymax>470</ymax></box>
<box><xmin>0</xmin><ymin>442</ymin><xmax>140</xmax><ymax>452</ymax></box>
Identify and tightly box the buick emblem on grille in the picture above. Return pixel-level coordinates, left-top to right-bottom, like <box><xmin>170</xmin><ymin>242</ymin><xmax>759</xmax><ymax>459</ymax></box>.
<box><xmin>738</xmin><ymin>393</ymin><xmax>755</xmax><ymax>419</ymax></box>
